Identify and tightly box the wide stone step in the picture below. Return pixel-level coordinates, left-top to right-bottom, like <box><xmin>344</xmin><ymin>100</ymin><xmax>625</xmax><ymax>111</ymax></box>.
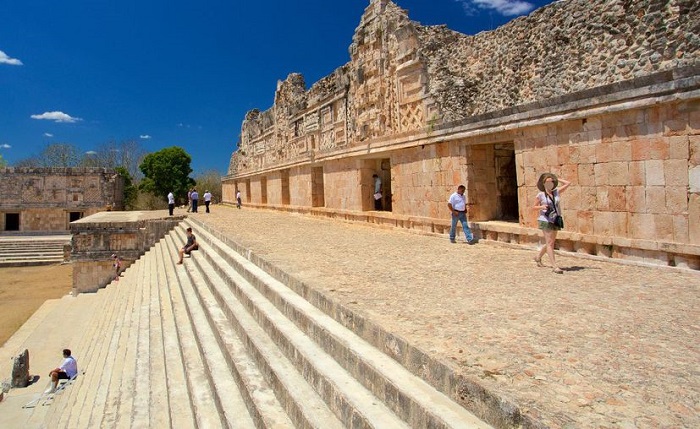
<box><xmin>183</xmin><ymin>219</ymin><xmax>492</xmax><ymax>429</ymax></box>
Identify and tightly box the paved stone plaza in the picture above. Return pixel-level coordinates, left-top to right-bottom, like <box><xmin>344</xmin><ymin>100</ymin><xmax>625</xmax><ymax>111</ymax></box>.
<box><xmin>194</xmin><ymin>205</ymin><xmax>699</xmax><ymax>428</ymax></box>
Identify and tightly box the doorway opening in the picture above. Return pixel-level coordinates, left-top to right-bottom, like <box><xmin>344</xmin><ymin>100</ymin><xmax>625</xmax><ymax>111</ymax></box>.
<box><xmin>465</xmin><ymin>142</ymin><xmax>518</xmax><ymax>221</ymax></box>
<box><xmin>312</xmin><ymin>166</ymin><xmax>325</xmax><ymax>207</ymax></box>
<box><xmin>281</xmin><ymin>169</ymin><xmax>290</xmax><ymax>205</ymax></box>
<box><xmin>260</xmin><ymin>177</ymin><xmax>268</xmax><ymax>205</ymax></box>
<box><xmin>4</xmin><ymin>213</ymin><xmax>20</xmax><ymax>231</ymax></box>
<box><xmin>69</xmin><ymin>212</ymin><xmax>84</xmax><ymax>223</ymax></box>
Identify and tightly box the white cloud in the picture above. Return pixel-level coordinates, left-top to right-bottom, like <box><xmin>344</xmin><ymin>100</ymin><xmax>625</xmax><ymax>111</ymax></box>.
<box><xmin>44</xmin><ymin>133</ymin><xmax>54</xmax><ymax>137</ymax></box>
<box><xmin>0</xmin><ymin>50</ymin><xmax>23</xmax><ymax>66</ymax></box>
<box><xmin>140</xmin><ymin>134</ymin><xmax>152</xmax><ymax>139</ymax></box>
<box><xmin>31</xmin><ymin>111</ymin><xmax>82</xmax><ymax>123</ymax></box>
<box><xmin>455</xmin><ymin>0</ymin><xmax>535</xmax><ymax>17</ymax></box>
<box><xmin>85</xmin><ymin>150</ymin><xmax>97</xmax><ymax>155</ymax></box>
<box><xmin>0</xmin><ymin>143</ymin><xmax>11</xmax><ymax>149</ymax></box>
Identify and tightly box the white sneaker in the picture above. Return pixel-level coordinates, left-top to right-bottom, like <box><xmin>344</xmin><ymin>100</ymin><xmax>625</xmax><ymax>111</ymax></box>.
<box><xmin>44</xmin><ymin>387</ymin><xmax>56</xmax><ymax>394</ymax></box>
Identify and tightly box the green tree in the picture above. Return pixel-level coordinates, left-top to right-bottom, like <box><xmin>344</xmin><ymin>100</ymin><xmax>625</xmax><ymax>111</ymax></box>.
<box><xmin>115</xmin><ymin>166</ymin><xmax>138</xmax><ymax>210</ymax></box>
<box><xmin>139</xmin><ymin>146</ymin><xmax>195</xmax><ymax>205</ymax></box>
<box><xmin>194</xmin><ymin>170</ymin><xmax>223</xmax><ymax>204</ymax></box>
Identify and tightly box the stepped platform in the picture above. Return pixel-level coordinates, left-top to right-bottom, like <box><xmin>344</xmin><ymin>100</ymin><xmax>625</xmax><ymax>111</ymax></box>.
<box><xmin>0</xmin><ymin>235</ymin><xmax>70</xmax><ymax>267</ymax></box>
<box><xmin>0</xmin><ymin>206</ymin><xmax>697</xmax><ymax>428</ymax></box>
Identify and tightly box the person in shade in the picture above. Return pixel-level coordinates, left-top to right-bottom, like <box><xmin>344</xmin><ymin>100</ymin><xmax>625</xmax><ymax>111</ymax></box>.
<box><xmin>533</xmin><ymin>173</ymin><xmax>571</xmax><ymax>274</ymax></box>
<box><xmin>236</xmin><ymin>190</ymin><xmax>242</xmax><ymax>209</ymax></box>
<box><xmin>447</xmin><ymin>184</ymin><xmax>476</xmax><ymax>245</ymax></box>
<box><xmin>177</xmin><ymin>227</ymin><xmax>199</xmax><ymax>264</ymax></box>
<box><xmin>46</xmin><ymin>349</ymin><xmax>78</xmax><ymax>394</ymax></box>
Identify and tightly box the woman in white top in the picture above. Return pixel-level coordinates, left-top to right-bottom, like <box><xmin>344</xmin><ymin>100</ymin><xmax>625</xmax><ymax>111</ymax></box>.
<box><xmin>533</xmin><ymin>173</ymin><xmax>571</xmax><ymax>273</ymax></box>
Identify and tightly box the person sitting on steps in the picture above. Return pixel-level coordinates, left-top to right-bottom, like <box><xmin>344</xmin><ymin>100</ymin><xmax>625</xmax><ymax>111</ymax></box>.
<box><xmin>46</xmin><ymin>349</ymin><xmax>77</xmax><ymax>394</ymax></box>
<box><xmin>177</xmin><ymin>227</ymin><xmax>199</xmax><ymax>264</ymax></box>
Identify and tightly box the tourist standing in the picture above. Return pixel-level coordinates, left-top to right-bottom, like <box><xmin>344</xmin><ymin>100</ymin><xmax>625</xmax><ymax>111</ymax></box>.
<box><xmin>203</xmin><ymin>190</ymin><xmax>212</xmax><ymax>213</ymax></box>
<box><xmin>533</xmin><ymin>173</ymin><xmax>571</xmax><ymax>274</ymax></box>
<box><xmin>177</xmin><ymin>227</ymin><xmax>199</xmax><ymax>264</ymax></box>
<box><xmin>373</xmin><ymin>174</ymin><xmax>382</xmax><ymax>211</ymax></box>
<box><xmin>167</xmin><ymin>191</ymin><xmax>175</xmax><ymax>216</ymax></box>
<box><xmin>186</xmin><ymin>188</ymin><xmax>192</xmax><ymax>213</ymax></box>
<box><xmin>447</xmin><ymin>185</ymin><xmax>476</xmax><ymax>244</ymax></box>
<box><xmin>236</xmin><ymin>190</ymin><xmax>242</xmax><ymax>209</ymax></box>
<box><xmin>191</xmin><ymin>189</ymin><xmax>199</xmax><ymax>213</ymax></box>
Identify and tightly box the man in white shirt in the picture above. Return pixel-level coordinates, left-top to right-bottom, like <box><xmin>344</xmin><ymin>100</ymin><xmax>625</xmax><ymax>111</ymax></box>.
<box><xmin>203</xmin><ymin>190</ymin><xmax>212</xmax><ymax>213</ymax></box>
<box><xmin>167</xmin><ymin>191</ymin><xmax>175</xmax><ymax>216</ymax></box>
<box><xmin>46</xmin><ymin>349</ymin><xmax>78</xmax><ymax>393</ymax></box>
<box><xmin>236</xmin><ymin>190</ymin><xmax>242</xmax><ymax>209</ymax></box>
<box><xmin>447</xmin><ymin>185</ymin><xmax>476</xmax><ymax>244</ymax></box>
<box><xmin>191</xmin><ymin>189</ymin><xmax>199</xmax><ymax>213</ymax></box>
<box><xmin>373</xmin><ymin>174</ymin><xmax>383</xmax><ymax>210</ymax></box>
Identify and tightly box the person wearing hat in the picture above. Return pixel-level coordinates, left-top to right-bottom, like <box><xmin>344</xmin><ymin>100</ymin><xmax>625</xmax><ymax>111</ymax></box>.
<box><xmin>533</xmin><ymin>173</ymin><xmax>570</xmax><ymax>273</ymax></box>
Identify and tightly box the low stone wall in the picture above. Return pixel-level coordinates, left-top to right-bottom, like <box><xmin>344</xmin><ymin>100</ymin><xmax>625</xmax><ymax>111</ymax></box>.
<box><xmin>70</xmin><ymin>211</ymin><xmax>185</xmax><ymax>294</ymax></box>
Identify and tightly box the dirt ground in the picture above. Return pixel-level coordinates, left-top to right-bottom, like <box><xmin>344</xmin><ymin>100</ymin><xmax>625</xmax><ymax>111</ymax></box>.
<box><xmin>0</xmin><ymin>264</ymin><xmax>73</xmax><ymax>347</ymax></box>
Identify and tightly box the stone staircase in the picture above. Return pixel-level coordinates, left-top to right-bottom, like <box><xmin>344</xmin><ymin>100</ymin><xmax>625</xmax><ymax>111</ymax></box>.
<box><xmin>41</xmin><ymin>220</ymin><xmax>492</xmax><ymax>428</ymax></box>
<box><xmin>0</xmin><ymin>235</ymin><xmax>70</xmax><ymax>267</ymax></box>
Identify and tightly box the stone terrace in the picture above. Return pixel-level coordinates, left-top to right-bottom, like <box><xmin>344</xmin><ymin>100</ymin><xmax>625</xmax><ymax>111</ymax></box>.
<box><xmin>190</xmin><ymin>206</ymin><xmax>699</xmax><ymax>428</ymax></box>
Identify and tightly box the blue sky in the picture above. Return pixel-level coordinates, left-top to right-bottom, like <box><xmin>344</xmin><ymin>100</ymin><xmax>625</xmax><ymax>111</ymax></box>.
<box><xmin>1</xmin><ymin>0</ymin><xmax>556</xmax><ymax>175</ymax></box>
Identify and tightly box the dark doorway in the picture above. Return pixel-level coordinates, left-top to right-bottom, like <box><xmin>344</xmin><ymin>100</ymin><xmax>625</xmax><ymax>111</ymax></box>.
<box><xmin>69</xmin><ymin>212</ymin><xmax>83</xmax><ymax>222</ymax></box>
<box><xmin>495</xmin><ymin>143</ymin><xmax>519</xmax><ymax>221</ymax></box>
<box><xmin>260</xmin><ymin>177</ymin><xmax>268</xmax><ymax>205</ymax></box>
<box><xmin>312</xmin><ymin>166</ymin><xmax>325</xmax><ymax>207</ymax></box>
<box><xmin>281</xmin><ymin>170</ymin><xmax>290</xmax><ymax>205</ymax></box>
<box><xmin>5</xmin><ymin>213</ymin><xmax>20</xmax><ymax>231</ymax></box>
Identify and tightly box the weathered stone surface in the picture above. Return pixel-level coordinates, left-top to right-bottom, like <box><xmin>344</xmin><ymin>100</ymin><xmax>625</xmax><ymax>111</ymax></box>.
<box><xmin>11</xmin><ymin>349</ymin><xmax>29</xmax><ymax>388</ymax></box>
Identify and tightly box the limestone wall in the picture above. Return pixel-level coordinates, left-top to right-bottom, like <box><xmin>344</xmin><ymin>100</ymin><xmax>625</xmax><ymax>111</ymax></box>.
<box><xmin>0</xmin><ymin>167</ymin><xmax>124</xmax><ymax>232</ymax></box>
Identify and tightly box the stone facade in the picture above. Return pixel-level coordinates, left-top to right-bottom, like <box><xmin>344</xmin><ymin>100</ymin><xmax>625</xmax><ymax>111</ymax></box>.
<box><xmin>70</xmin><ymin>211</ymin><xmax>184</xmax><ymax>294</ymax></box>
<box><xmin>223</xmin><ymin>0</ymin><xmax>700</xmax><ymax>269</ymax></box>
<box><xmin>0</xmin><ymin>168</ymin><xmax>124</xmax><ymax>233</ymax></box>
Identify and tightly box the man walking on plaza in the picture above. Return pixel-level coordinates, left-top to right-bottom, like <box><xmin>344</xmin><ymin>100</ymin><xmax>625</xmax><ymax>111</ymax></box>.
<box><xmin>236</xmin><ymin>190</ymin><xmax>242</xmax><ymax>209</ymax></box>
<box><xmin>167</xmin><ymin>191</ymin><xmax>175</xmax><ymax>216</ymax></box>
<box><xmin>448</xmin><ymin>185</ymin><xmax>476</xmax><ymax>244</ymax></box>
<box><xmin>203</xmin><ymin>190</ymin><xmax>212</xmax><ymax>213</ymax></box>
<box><xmin>191</xmin><ymin>189</ymin><xmax>199</xmax><ymax>213</ymax></box>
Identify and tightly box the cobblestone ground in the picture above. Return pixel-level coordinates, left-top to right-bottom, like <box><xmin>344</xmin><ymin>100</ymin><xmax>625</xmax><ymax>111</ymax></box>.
<box><xmin>194</xmin><ymin>205</ymin><xmax>699</xmax><ymax>428</ymax></box>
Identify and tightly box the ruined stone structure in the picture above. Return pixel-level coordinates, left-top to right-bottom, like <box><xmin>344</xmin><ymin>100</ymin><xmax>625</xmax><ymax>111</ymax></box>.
<box><xmin>0</xmin><ymin>168</ymin><xmax>124</xmax><ymax>233</ymax></box>
<box><xmin>70</xmin><ymin>211</ymin><xmax>183</xmax><ymax>294</ymax></box>
<box><xmin>223</xmin><ymin>0</ymin><xmax>700</xmax><ymax>269</ymax></box>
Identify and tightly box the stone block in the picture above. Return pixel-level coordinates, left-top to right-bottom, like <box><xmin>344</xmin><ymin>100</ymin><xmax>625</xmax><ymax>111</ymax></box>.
<box><xmin>11</xmin><ymin>349</ymin><xmax>30</xmax><ymax>388</ymax></box>
<box><xmin>669</xmin><ymin>136</ymin><xmax>690</xmax><ymax>160</ymax></box>
<box><xmin>596</xmin><ymin>187</ymin><xmax>609</xmax><ymax>211</ymax></box>
<box><xmin>646</xmin><ymin>187</ymin><xmax>667</xmax><ymax>214</ymax></box>
<box><xmin>594</xmin><ymin>163</ymin><xmax>608</xmax><ymax>186</ymax></box>
<box><xmin>628</xmin><ymin>213</ymin><xmax>656</xmax><ymax>240</ymax></box>
<box><xmin>629</xmin><ymin>161</ymin><xmax>645</xmax><ymax>186</ymax></box>
<box><xmin>608</xmin><ymin>186</ymin><xmax>627</xmax><ymax>211</ymax></box>
<box><xmin>608</xmin><ymin>162</ymin><xmax>629</xmax><ymax>186</ymax></box>
<box><xmin>631</xmin><ymin>139</ymin><xmax>650</xmax><ymax>161</ymax></box>
<box><xmin>611</xmin><ymin>140</ymin><xmax>632</xmax><ymax>162</ymax></box>
<box><xmin>690</xmin><ymin>135</ymin><xmax>700</xmax><ymax>165</ymax></box>
<box><xmin>645</xmin><ymin>160</ymin><xmax>665</xmax><ymax>186</ymax></box>
<box><xmin>654</xmin><ymin>214</ymin><xmax>675</xmax><ymax>241</ymax></box>
<box><xmin>649</xmin><ymin>138</ymin><xmax>670</xmax><ymax>160</ymax></box>
<box><xmin>595</xmin><ymin>142</ymin><xmax>613</xmax><ymax>163</ymax></box>
<box><xmin>627</xmin><ymin>186</ymin><xmax>647</xmax><ymax>213</ymax></box>
<box><xmin>612</xmin><ymin>212</ymin><xmax>629</xmax><ymax>236</ymax></box>
<box><xmin>593</xmin><ymin>211</ymin><xmax>614</xmax><ymax>237</ymax></box>
<box><xmin>664</xmin><ymin>160</ymin><xmax>689</xmax><ymax>187</ymax></box>
<box><xmin>690</xmin><ymin>166</ymin><xmax>700</xmax><ymax>193</ymax></box>
<box><xmin>691</xmin><ymin>194</ymin><xmax>700</xmax><ymax>244</ymax></box>
<box><xmin>664</xmin><ymin>118</ymin><xmax>689</xmax><ymax>136</ymax></box>
<box><xmin>666</xmin><ymin>186</ymin><xmax>688</xmax><ymax>214</ymax></box>
<box><xmin>578</xmin><ymin>144</ymin><xmax>596</xmax><ymax>164</ymax></box>
<box><xmin>578</xmin><ymin>163</ymin><xmax>595</xmax><ymax>186</ymax></box>
<box><xmin>673</xmin><ymin>214</ymin><xmax>689</xmax><ymax>244</ymax></box>
<box><xmin>578</xmin><ymin>211</ymin><xmax>594</xmax><ymax>235</ymax></box>
<box><xmin>579</xmin><ymin>187</ymin><xmax>597</xmax><ymax>211</ymax></box>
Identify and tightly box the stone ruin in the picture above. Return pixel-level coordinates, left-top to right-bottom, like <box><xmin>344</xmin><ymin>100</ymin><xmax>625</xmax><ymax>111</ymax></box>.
<box><xmin>11</xmin><ymin>349</ymin><xmax>30</xmax><ymax>388</ymax></box>
<box><xmin>223</xmin><ymin>0</ymin><xmax>700</xmax><ymax>268</ymax></box>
